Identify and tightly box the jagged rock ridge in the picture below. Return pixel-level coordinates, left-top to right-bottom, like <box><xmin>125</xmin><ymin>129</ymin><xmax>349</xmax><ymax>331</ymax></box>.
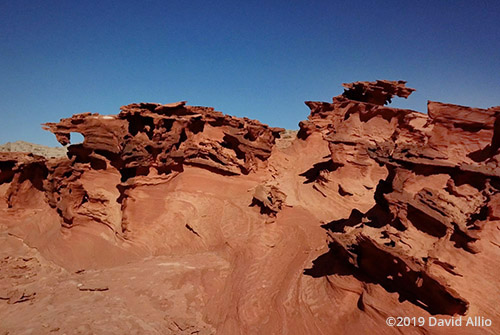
<box><xmin>0</xmin><ymin>80</ymin><xmax>499</xmax><ymax>334</ymax></box>
<box><xmin>42</xmin><ymin>101</ymin><xmax>283</xmax><ymax>177</ymax></box>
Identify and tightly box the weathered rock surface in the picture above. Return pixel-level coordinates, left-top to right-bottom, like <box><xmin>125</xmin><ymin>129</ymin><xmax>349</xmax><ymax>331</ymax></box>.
<box><xmin>42</xmin><ymin>101</ymin><xmax>283</xmax><ymax>177</ymax></box>
<box><xmin>0</xmin><ymin>140</ymin><xmax>67</xmax><ymax>158</ymax></box>
<box><xmin>1</xmin><ymin>80</ymin><xmax>499</xmax><ymax>334</ymax></box>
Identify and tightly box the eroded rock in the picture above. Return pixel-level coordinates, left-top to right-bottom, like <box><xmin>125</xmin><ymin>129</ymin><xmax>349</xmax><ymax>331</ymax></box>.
<box><xmin>42</xmin><ymin>102</ymin><xmax>283</xmax><ymax>178</ymax></box>
<box><xmin>1</xmin><ymin>81</ymin><xmax>499</xmax><ymax>334</ymax></box>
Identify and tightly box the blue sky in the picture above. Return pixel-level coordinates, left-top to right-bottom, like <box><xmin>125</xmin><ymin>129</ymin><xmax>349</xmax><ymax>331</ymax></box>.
<box><xmin>1</xmin><ymin>0</ymin><xmax>499</xmax><ymax>146</ymax></box>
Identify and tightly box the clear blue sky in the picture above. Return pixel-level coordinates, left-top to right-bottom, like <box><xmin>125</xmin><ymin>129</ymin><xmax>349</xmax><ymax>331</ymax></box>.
<box><xmin>1</xmin><ymin>0</ymin><xmax>499</xmax><ymax>146</ymax></box>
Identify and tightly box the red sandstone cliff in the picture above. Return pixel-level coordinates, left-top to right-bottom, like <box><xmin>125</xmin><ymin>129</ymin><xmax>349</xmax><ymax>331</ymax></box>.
<box><xmin>0</xmin><ymin>80</ymin><xmax>499</xmax><ymax>334</ymax></box>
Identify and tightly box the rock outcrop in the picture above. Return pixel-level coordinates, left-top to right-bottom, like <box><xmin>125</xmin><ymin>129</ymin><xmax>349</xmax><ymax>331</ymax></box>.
<box><xmin>1</xmin><ymin>80</ymin><xmax>499</xmax><ymax>335</ymax></box>
<box><xmin>42</xmin><ymin>101</ymin><xmax>283</xmax><ymax>177</ymax></box>
<box><xmin>0</xmin><ymin>141</ymin><xmax>67</xmax><ymax>158</ymax></box>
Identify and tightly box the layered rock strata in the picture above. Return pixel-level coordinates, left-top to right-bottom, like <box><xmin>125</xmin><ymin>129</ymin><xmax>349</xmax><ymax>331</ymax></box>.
<box><xmin>1</xmin><ymin>80</ymin><xmax>498</xmax><ymax>334</ymax></box>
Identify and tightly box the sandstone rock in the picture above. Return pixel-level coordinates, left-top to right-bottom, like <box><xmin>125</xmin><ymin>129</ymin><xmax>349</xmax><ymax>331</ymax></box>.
<box><xmin>1</xmin><ymin>82</ymin><xmax>499</xmax><ymax>334</ymax></box>
<box><xmin>251</xmin><ymin>184</ymin><xmax>287</xmax><ymax>217</ymax></box>
<box><xmin>342</xmin><ymin>79</ymin><xmax>415</xmax><ymax>105</ymax></box>
<box><xmin>42</xmin><ymin>102</ymin><xmax>283</xmax><ymax>177</ymax></box>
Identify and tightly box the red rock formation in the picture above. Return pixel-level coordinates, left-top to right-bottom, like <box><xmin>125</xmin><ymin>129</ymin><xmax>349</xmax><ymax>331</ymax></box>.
<box><xmin>1</xmin><ymin>81</ymin><xmax>499</xmax><ymax>334</ymax></box>
<box><xmin>43</xmin><ymin>101</ymin><xmax>283</xmax><ymax>177</ymax></box>
<box><xmin>342</xmin><ymin>79</ymin><xmax>415</xmax><ymax>105</ymax></box>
